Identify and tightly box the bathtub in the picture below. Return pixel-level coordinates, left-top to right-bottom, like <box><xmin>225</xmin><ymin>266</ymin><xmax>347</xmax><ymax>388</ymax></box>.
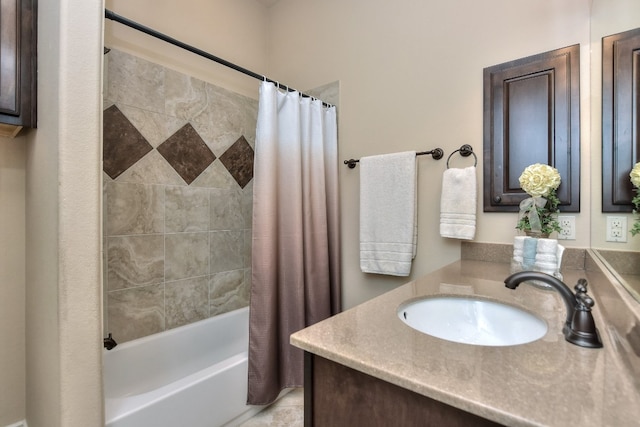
<box><xmin>103</xmin><ymin>307</ymin><xmax>264</xmax><ymax>427</ymax></box>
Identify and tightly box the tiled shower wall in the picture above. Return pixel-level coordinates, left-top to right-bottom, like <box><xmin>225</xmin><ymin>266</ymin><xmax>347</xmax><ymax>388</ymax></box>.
<box><xmin>103</xmin><ymin>49</ymin><xmax>257</xmax><ymax>343</ymax></box>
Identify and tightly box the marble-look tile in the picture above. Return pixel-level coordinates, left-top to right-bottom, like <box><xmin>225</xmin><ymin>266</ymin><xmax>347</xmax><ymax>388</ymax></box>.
<box><xmin>210</xmin><ymin>188</ymin><xmax>244</xmax><ymax>230</ymax></box>
<box><xmin>103</xmin><ymin>238</ymin><xmax>109</xmax><ymax>336</ymax></box>
<box><xmin>239</xmin><ymin>389</ymin><xmax>304</xmax><ymax>427</ymax></box>
<box><xmin>165</xmin><ymin>232</ymin><xmax>209</xmax><ymax>281</ymax></box>
<box><xmin>165</xmin><ymin>276</ymin><xmax>209</xmax><ymax>329</ymax></box>
<box><xmin>219</xmin><ymin>136</ymin><xmax>254</xmax><ymax>189</ymax></box>
<box><xmin>242</xmin><ymin>181</ymin><xmax>254</xmax><ymax>229</ymax></box>
<box><xmin>103</xmin><ymin>105</ymin><xmax>153</xmax><ymax>179</ymax></box>
<box><xmin>306</xmin><ymin>80</ymin><xmax>340</xmax><ymax>108</ymax></box>
<box><xmin>116</xmin><ymin>103</ymin><xmax>186</xmax><ymax>148</ymax></box>
<box><xmin>190</xmin><ymin>160</ymin><xmax>238</xmax><ymax>189</ymax></box>
<box><xmin>107</xmin><ymin>284</ymin><xmax>165</xmax><ymax>343</ymax></box>
<box><xmin>106</xmin><ymin>182</ymin><xmax>164</xmax><ymax>236</ymax></box>
<box><xmin>164</xmin><ymin>68</ymin><xmax>209</xmax><ymax>121</ymax></box>
<box><xmin>244</xmin><ymin>230</ymin><xmax>252</xmax><ymax>269</ymax></box>
<box><xmin>461</xmin><ymin>241</ymin><xmax>587</xmax><ymax>273</ymax></box>
<box><xmin>598</xmin><ymin>250</ymin><xmax>640</xmax><ymax>275</ymax></box>
<box><xmin>210</xmin><ymin>230</ymin><xmax>244</xmax><ymax>273</ymax></box>
<box><xmin>166</xmin><ymin>186</ymin><xmax>210</xmax><ymax>232</ymax></box>
<box><xmin>560</xmin><ymin>248</ymin><xmax>587</xmax><ymax>270</ymax></box>
<box><xmin>114</xmin><ymin>150</ymin><xmax>186</xmax><ymax>186</ymax></box>
<box><xmin>104</xmin><ymin>48</ymin><xmax>259</xmax><ymax>342</ymax></box>
<box><xmin>103</xmin><ymin>170</ymin><xmax>114</xmax><ymax>183</ymax></box>
<box><xmin>103</xmin><ymin>98</ymin><xmax>115</xmax><ymax>111</ymax></box>
<box><xmin>107</xmin><ymin>235</ymin><xmax>164</xmax><ymax>291</ymax></box>
<box><xmin>461</xmin><ymin>241</ymin><xmax>513</xmax><ymax>264</ymax></box>
<box><xmin>244</xmin><ymin>269</ymin><xmax>252</xmax><ymax>294</ymax></box>
<box><xmin>209</xmin><ymin>270</ymin><xmax>249</xmax><ymax>316</ymax></box>
<box><xmin>281</xmin><ymin>388</ymin><xmax>304</xmax><ymax>406</ymax></box>
<box><xmin>106</xmin><ymin>49</ymin><xmax>165</xmax><ymax>115</ymax></box>
<box><xmin>190</xmin><ymin>83</ymin><xmax>258</xmax><ymax>156</ymax></box>
<box><xmin>102</xmin><ymin>177</ymin><xmax>108</xmax><ymax>237</ymax></box>
<box><xmin>103</xmin><ymin>51</ymin><xmax>109</xmax><ymax>99</ymax></box>
<box><xmin>157</xmin><ymin>123</ymin><xmax>216</xmax><ymax>185</ymax></box>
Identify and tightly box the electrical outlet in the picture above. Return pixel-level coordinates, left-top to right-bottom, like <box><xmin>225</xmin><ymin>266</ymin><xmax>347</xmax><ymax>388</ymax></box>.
<box><xmin>606</xmin><ymin>216</ymin><xmax>627</xmax><ymax>242</ymax></box>
<box><xmin>557</xmin><ymin>215</ymin><xmax>576</xmax><ymax>240</ymax></box>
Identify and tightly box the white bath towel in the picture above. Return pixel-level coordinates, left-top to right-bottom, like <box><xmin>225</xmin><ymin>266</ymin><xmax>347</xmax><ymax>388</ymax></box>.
<box><xmin>440</xmin><ymin>166</ymin><xmax>476</xmax><ymax>240</ymax></box>
<box><xmin>360</xmin><ymin>151</ymin><xmax>417</xmax><ymax>276</ymax></box>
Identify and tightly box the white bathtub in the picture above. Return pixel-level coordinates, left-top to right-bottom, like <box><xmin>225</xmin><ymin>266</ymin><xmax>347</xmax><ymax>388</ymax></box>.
<box><xmin>103</xmin><ymin>307</ymin><xmax>264</xmax><ymax>427</ymax></box>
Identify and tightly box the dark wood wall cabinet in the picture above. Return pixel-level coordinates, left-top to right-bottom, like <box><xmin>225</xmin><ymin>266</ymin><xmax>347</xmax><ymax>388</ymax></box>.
<box><xmin>0</xmin><ymin>0</ymin><xmax>37</xmax><ymax>137</ymax></box>
<box><xmin>483</xmin><ymin>45</ymin><xmax>580</xmax><ymax>212</ymax></box>
<box><xmin>304</xmin><ymin>353</ymin><xmax>503</xmax><ymax>427</ymax></box>
<box><xmin>602</xmin><ymin>27</ymin><xmax>640</xmax><ymax>212</ymax></box>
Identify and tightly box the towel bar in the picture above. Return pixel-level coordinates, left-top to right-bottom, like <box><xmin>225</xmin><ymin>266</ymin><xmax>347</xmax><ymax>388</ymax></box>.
<box><xmin>344</xmin><ymin>148</ymin><xmax>443</xmax><ymax>169</ymax></box>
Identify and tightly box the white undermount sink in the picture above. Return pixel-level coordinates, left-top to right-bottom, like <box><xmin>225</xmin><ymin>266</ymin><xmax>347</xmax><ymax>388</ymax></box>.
<box><xmin>398</xmin><ymin>296</ymin><xmax>547</xmax><ymax>347</ymax></box>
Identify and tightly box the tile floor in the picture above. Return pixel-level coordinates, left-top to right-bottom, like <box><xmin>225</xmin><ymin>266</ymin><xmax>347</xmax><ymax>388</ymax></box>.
<box><xmin>239</xmin><ymin>388</ymin><xmax>304</xmax><ymax>426</ymax></box>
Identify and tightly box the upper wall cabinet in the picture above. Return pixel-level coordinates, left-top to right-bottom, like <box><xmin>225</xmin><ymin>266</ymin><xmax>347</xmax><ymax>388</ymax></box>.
<box><xmin>0</xmin><ymin>0</ymin><xmax>37</xmax><ymax>137</ymax></box>
<box><xmin>602</xmin><ymin>27</ymin><xmax>640</xmax><ymax>212</ymax></box>
<box><xmin>483</xmin><ymin>45</ymin><xmax>580</xmax><ymax>212</ymax></box>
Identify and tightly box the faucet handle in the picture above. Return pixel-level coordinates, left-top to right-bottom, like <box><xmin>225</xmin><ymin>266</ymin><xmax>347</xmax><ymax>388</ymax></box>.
<box><xmin>574</xmin><ymin>279</ymin><xmax>594</xmax><ymax>310</ymax></box>
<box><xmin>575</xmin><ymin>292</ymin><xmax>595</xmax><ymax>310</ymax></box>
<box><xmin>574</xmin><ymin>278</ymin><xmax>588</xmax><ymax>294</ymax></box>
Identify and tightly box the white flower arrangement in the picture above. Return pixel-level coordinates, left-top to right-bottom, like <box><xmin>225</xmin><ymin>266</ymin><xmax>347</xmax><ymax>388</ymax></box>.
<box><xmin>516</xmin><ymin>163</ymin><xmax>562</xmax><ymax>236</ymax></box>
<box><xmin>519</xmin><ymin>163</ymin><xmax>562</xmax><ymax>197</ymax></box>
<box><xmin>630</xmin><ymin>162</ymin><xmax>640</xmax><ymax>236</ymax></box>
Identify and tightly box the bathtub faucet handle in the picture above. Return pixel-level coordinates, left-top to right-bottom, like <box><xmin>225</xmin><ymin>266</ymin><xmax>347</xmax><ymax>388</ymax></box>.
<box><xmin>104</xmin><ymin>333</ymin><xmax>117</xmax><ymax>350</ymax></box>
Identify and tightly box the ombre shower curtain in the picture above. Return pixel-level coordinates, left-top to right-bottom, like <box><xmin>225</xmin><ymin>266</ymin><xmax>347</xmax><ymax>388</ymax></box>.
<box><xmin>248</xmin><ymin>81</ymin><xmax>341</xmax><ymax>405</ymax></box>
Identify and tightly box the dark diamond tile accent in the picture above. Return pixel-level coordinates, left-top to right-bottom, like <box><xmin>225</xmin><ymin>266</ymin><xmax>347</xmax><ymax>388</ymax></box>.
<box><xmin>219</xmin><ymin>136</ymin><xmax>254</xmax><ymax>189</ymax></box>
<box><xmin>157</xmin><ymin>124</ymin><xmax>216</xmax><ymax>185</ymax></box>
<box><xmin>103</xmin><ymin>105</ymin><xmax>153</xmax><ymax>179</ymax></box>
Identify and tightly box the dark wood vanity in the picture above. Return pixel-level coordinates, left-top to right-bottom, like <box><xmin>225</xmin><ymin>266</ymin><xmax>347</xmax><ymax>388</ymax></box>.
<box><xmin>304</xmin><ymin>352</ymin><xmax>502</xmax><ymax>426</ymax></box>
<box><xmin>291</xmin><ymin>256</ymin><xmax>640</xmax><ymax>427</ymax></box>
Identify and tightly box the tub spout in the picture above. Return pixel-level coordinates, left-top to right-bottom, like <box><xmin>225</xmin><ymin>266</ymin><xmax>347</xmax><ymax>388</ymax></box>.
<box><xmin>104</xmin><ymin>333</ymin><xmax>117</xmax><ymax>350</ymax></box>
<box><xmin>504</xmin><ymin>272</ymin><xmax>602</xmax><ymax>348</ymax></box>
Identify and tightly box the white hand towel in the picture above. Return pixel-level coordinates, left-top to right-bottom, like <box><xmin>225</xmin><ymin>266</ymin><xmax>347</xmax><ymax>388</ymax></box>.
<box><xmin>512</xmin><ymin>236</ymin><xmax>527</xmax><ymax>263</ymax></box>
<box><xmin>360</xmin><ymin>151</ymin><xmax>417</xmax><ymax>276</ymax></box>
<box><xmin>555</xmin><ymin>244</ymin><xmax>565</xmax><ymax>277</ymax></box>
<box><xmin>534</xmin><ymin>238</ymin><xmax>558</xmax><ymax>275</ymax></box>
<box><xmin>440</xmin><ymin>166</ymin><xmax>477</xmax><ymax>240</ymax></box>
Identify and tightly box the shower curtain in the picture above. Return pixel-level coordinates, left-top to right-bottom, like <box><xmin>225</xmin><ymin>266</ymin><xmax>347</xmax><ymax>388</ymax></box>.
<box><xmin>248</xmin><ymin>81</ymin><xmax>341</xmax><ymax>405</ymax></box>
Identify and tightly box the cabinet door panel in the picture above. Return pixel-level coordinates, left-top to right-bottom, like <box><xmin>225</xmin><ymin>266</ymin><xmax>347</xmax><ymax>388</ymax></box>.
<box><xmin>483</xmin><ymin>45</ymin><xmax>580</xmax><ymax>212</ymax></box>
<box><xmin>602</xmin><ymin>27</ymin><xmax>640</xmax><ymax>212</ymax></box>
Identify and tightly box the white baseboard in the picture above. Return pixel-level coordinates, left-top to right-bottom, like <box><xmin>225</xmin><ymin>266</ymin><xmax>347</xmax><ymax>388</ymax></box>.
<box><xmin>5</xmin><ymin>420</ymin><xmax>27</xmax><ymax>427</ymax></box>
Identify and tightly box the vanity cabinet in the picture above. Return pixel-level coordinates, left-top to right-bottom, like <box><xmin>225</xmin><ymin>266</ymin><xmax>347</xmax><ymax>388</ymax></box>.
<box><xmin>483</xmin><ymin>45</ymin><xmax>580</xmax><ymax>212</ymax></box>
<box><xmin>304</xmin><ymin>353</ymin><xmax>502</xmax><ymax>427</ymax></box>
<box><xmin>0</xmin><ymin>0</ymin><xmax>37</xmax><ymax>137</ymax></box>
<box><xmin>602</xmin><ymin>27</ymin><xmax>640</xmax><ymax>212</ymax></box>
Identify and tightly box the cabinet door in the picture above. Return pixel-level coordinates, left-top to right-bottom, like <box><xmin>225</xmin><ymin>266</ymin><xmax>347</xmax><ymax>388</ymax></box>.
<box><xmin>483</xmin><ymin>45</ymin><xmax>580</xmax><ymax>212</ymax></box>
<box><xmin>602</xmin><ymin>27</ymin><xmax>640</xmax><ymax>212</ymax></box>
<box><xmin>0</xmin><ymin>0</ymin><xmax>36</xmax><ymax>128</ymax></box>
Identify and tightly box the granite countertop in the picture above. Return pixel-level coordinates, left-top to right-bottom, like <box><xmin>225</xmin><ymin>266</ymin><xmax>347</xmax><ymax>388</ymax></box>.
<box><xmin>291</xmin><ymin>258</ymin><xmax>640</xmax><ymax>427</ymax></box>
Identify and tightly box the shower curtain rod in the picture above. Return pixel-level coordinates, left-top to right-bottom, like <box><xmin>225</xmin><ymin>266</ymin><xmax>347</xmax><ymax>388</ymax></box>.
<box><xmin>104</xmin><ymin>9</ymin><xmax>333</xmax><ymax>108</ymax></box>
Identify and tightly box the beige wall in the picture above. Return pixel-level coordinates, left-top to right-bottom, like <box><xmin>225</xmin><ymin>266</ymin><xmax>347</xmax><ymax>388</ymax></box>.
<box><xmin>0</xmin><ymin>136</ymin><xmax>26</xmax><ymax>426</ymax></box>
<box><xmin>24</xmin><ymin>0</ymin><xmax>104</xmax><ymax>426</ymax></box>
<box><xmin>265</xmin><ymin>0</ymin><xmax>591</xmax><ymax>308</ymax></box>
